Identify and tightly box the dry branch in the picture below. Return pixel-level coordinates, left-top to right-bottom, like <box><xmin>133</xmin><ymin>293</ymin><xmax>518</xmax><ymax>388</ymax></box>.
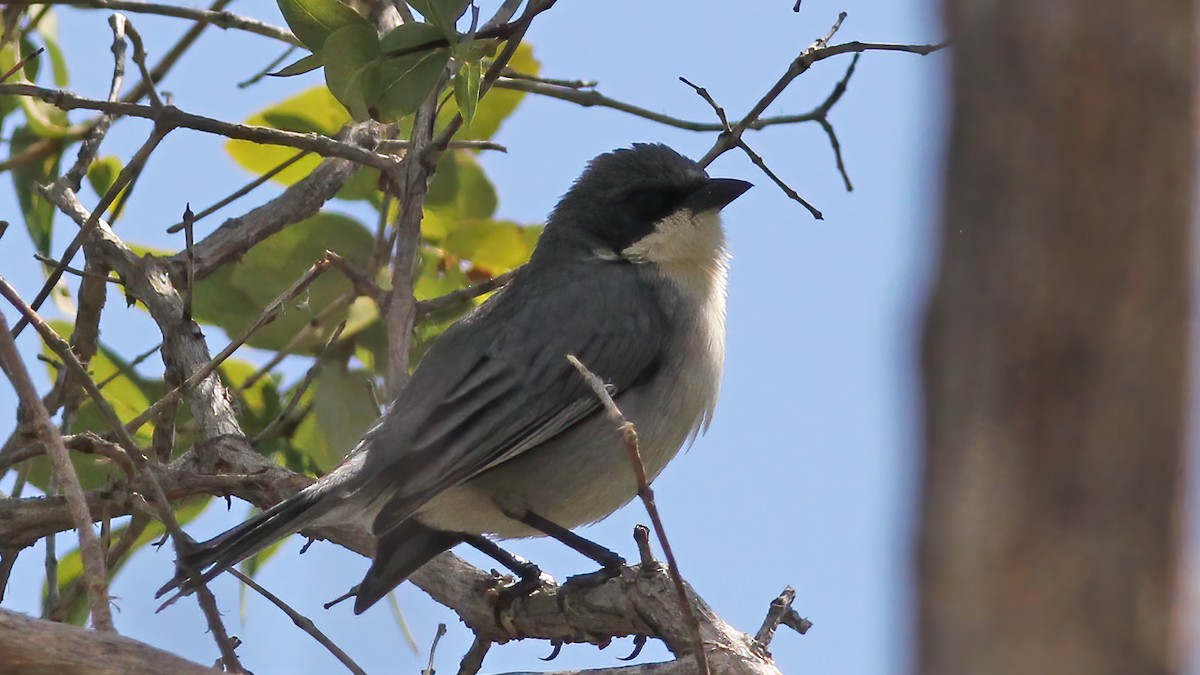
<box><xmin>0</xmin><ymin>608</ymin><xmax>213</xmax><ymax>675</ymax></box>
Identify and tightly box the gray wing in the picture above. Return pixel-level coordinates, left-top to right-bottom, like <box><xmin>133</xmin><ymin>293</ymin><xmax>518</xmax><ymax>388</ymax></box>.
<box><xmin>361</xmin><ymin>261</ymin><xmax>667</xmax><ymax>536</ymax></box>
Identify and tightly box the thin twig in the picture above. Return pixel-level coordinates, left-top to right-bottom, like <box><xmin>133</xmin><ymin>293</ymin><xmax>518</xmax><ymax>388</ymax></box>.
<box><xmin>122</xmin><ymin>19</ymin><xmax>162</xmax><ymax>108</ymax></box>
<box><xmin>0</xmin><ymin>278</ymin><xmax>242</xmax><ymax>666</ymax></box>
<box><xmin>233</xmin><ymin>292</ymin><xmax>355</xmax><ymax>395</ymax></box>
<box><xmin>43</xmin><ymin>478</ymin><xmax>60</xmax><ymax>619</ymax></box>
<box><xmin>237</xmin><ymin>44</ymin><xmax>297</xmax><ymax>88</ymax></box>
<box><xmin>566</xmin><ymin>355</ymin><xmax>709</xmax><ymax>675</ymax></box>
<box><xmin>0</xmin><ymin>548</ymin><xmax>19</xmax><ymax>602</ymax></box>
<box><xmin>96</xmin><ymin>342</ymin><xmax>161</xmax><ymax>390</ymax></box>
<box><xmin>0</xmin><ymin>45</ymin><xmax>42</xmax><ymax>83</ymax></box>
<box><xmin>682</xmin><ymin>75</ymin><xmax>823</xmax><ymax>218</ymax></box>
<box><xmin>753</xmin><ymin>586</ymin><xmax>795</xmax><ymax>652</ymax></box>
<box><xmin>31</xmin><ymin>254</ymin><xmax>122</xmax><ymax>284</ymax></box>
<box><xmin>126</xmin><ymin>254</ymin><xmax>335</xmax><ymax>434</ymax></box>
<box><xmin>0</xmin><ymin>311</ymin><xmax>114</xmax><ymax>632</ymax></box>
<box><xmin>415</xmin><ymin>268</ymin><xmax>516</xmax><ymax>317</ymax></box>
<box><xmin>63</xmin><ymin>14</ymin><xmax>126</xmax><ymax>191</ymax></box>
<box><xmin>456</xmin><ymin>634</ymin><xmax>491</xmax><ymax>675</ymax></box>
<box><xmin>423</xmin><ymin>623</ymin><xmax>448</xmax><ymax>675</ymax></box>
<box><xmin>181</xmin><ymin>204</ymin><xmax>195</xmax><ymax>320</ymax></box>
<box><xmin>6</xmin><ymin>0</ymin><xmax>298</xmax><ymax>45</ymax></box>
<box><xmin>250</xmin><ymin>321</ymin><xmax>347</xmax><ymax>446</ymax></box>
<box><xmin>696</xmin><ymin>12</ymin><xmax>946</xmax><ymax>167</ymax></box>
<box><xmin>15</xmin><ymin>126</ymin><xmax>168</xmax><ymax>337</ymax></box>
<box><xmin>166</xmin><ymin>151</ymin><xmax>309</xmax><ymax>232</ymax></box>
<box><xmin>228</xmin><ymin>568</ymin><xmax>366</xmax><ymax>675</ymax></box>
<box><xmin>738</xmin><ymin>139</ymin><xmax>822</xmax><ymax>219</ymax></box>
<box><xmin>0</xmin><ymin>83</ymin><xmax>394</xmax><ymax>169</ymax></box>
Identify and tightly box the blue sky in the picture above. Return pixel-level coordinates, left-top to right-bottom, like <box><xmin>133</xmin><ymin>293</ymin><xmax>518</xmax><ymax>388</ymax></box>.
<box><xmin>0</xmin><ymin>1</ymin><xmax>959</xmax><ymax>672</ymax></box>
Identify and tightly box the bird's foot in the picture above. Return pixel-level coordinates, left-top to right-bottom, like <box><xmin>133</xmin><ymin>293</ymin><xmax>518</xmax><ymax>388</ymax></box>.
<box><xmin>564</xmin><ymin>557</ymin><xmax>625</xmax><ymax>588</ymax></box>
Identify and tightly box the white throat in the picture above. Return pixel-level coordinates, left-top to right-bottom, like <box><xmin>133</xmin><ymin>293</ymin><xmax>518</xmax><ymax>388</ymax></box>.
<box><xmin>620</xmin><ymin>208</ymin><xmax>730</xmax><ymax>301</ymax></box>
<box><xmin>622</xmin><ymin>208</ymin><xmax>730</xmax><ymax>433</ymax></box>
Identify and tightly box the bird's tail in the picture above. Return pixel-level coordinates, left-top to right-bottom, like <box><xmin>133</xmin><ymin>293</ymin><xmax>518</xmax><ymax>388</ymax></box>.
<box><xmin>352</xmin><ymin>519</ymin><xmax>462</xmax><ymax>614</ymax></box>
<box><xmin>156</xmin><ymin>489</ymin><xmax>325</xmax><ymax>600</ymax></box>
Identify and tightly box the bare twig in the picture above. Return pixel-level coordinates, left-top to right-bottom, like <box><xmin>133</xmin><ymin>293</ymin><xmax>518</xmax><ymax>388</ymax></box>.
<box><xmin>180</xmin><ymin>205</ymin><xmax>195</xmax><ymax>321</ymax></box>
<box><xmin>63</xmin><ymin>14</ymin><xmax>126</xmax><ymax>190</ymax></box>
<box><xmin>6</xmin><ymin>0</ymin><xmax>298</xmax><ymax>45</ymax></box>
<box><xmin>31</xmin><ymin>254</ymin><xmax>120</xmax><ymax>284</ymax></box>
<box><xmin>383</xmin><ymin>89</ymin><xmax>438</xmax><ymax>395</ymax></box>
<box><xmin>0</xmin><ymin>84</ymin><xmax>393</xmax><ymax>168</ymax></box>
<box><xmin>250</xmin><ymin>321</ymin><xmax>347</xmax><ymax>446</ymax></box>
<box><xmin>228</xmin><ymin>568</ymin><xmax>366</xmax><ymax>675</ymax></box>
<box><xmin>753</xmin><ymin>586</ymin><xmax>797</xmax><ymax>652</ymax></box>
<box><xmin>15</xmin><ymin>126</ymin><xmax>168</xmax><ymax>336</ymax></box>
<box><xmin>737</xmin><ymin>139</ymin><xmax>822</xmax><ymax>219</ymax></box>
<box><xmin>237</xmin><ymin>44</ymin><xmax>297</xmax><ymax>88</ymax></box>
<box><xmin>51</xmin><ymin>513</ymin><xmax>151</xmax><ymax>623</ymax></box>
<box><xmin>0</xmin><ymin>277</ymin><xmax>244</xmax><ymax>670</ymax></box>
<box><xmin>121</xmin><ymin>19</ymin><xmax>162</xmax><ymax>108</ymax></box>
<box><xmin>0</xmin><ymin>311</ymin><xmax>113</xmax><ymax>632</ymax></box>
<box><xmin>695</xmin><ymin>15</ymin><xmax>946</xmax><ymax>167</ymax></box>
<box><xmin>566</xmin><ymin>355</ymin><xmax>709</xmax><ymax>675</ymax></box>
<box><xmin>0</xmin><ymin>548</ymin><xmax>19</xmax><ymax>602</ymax></box>
<box><xmin>127</xmin><ymin>254</ymin><xmax>334</xmax><ymax>434</ymax></box>
<box><xmin>416</xmin><ymin>268</ymin><xmax>516</xmax><ymax>317</ymax></box>
<box><xmin>456</xmin><ymin>634</ymin><xmax>491</xmax><ymax>675</ymax></box>
<box><xmin>165</xmin><ymin>150</ymin><xmax>309</xmax><ymax>233</ymax></box>
<box><xmin>0</xmin><ymin>45</ymin><xmax>42</xmax><ymax>83</ymax></box>
<box><xmin>422</xmin><ymin>623</ymin><xmax>448</xmax><ymax>675</ymax></box>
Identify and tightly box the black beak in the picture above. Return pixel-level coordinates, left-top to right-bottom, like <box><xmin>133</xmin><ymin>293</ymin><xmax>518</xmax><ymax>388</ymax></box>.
<box><xmin>683</xmin><ymin>177</ymin><xmax>753</xmax><ymax>212</ymax></box>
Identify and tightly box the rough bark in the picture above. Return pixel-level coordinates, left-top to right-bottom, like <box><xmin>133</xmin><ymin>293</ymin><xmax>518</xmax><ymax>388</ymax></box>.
<box><xmin>920</xmin><ymin>2</ymin><xmax>1194</xmax><ymax>674</ymax></box>
<box><xmin>0</xmin><ymin>608</ymin><xmax>213</xmax><ymax>675</ymax></box>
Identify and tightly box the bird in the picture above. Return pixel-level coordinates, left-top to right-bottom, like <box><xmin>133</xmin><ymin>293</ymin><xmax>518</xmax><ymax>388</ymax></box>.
<box><xmin>159</xmin><ymin>143</ymin><xmax>752</xmax><ymax>614</ymax></box>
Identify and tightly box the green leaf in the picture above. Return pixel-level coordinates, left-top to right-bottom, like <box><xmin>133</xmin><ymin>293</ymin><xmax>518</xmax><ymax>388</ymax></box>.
<box><xmin>423</xmin><ymin>150</ymin><xmax>497</xmax><ymax>229</ymax></box>
<box><xmin>435</xmin><ymin>42</ymin><xmax>539</xmax><ymax>140</ymax></box>
<box><xmin>375</xmin><ymin>48</ymin><xmax>450</xmax><ymax>121</ymax></box>
<box><xmin>406</xmin><ymin>0</ymin><xmax>469</xmax><ymax>37</ymax></box>
<box><xmin>189</xmin><ymin>212</ymin><xmax>377</xmax><ymax>352</ymax></box>
<box><xmin>11</xmin><ymin>126</ymin><xmax>62</xmax><ymax>255</ymax></box>
<box><xmin>443</xmin><ymin>219</ymin><xmax>533</xmax><ymax>277</ymax></box>
<box><xmin>28</xmin><ymin>325</ymin><xmax>161</xmax><ymax>493</ymax></box>
<box><xmin>30</xmin><ymin>9</ymin><xmax>69</xmax><ymax>86</ymax></box>
<box><xmin>323</xmin><ymin>24</ymin><xmax>382</xmax><ymax>120</ymax></box>
<box><xmin>311</xmin><ymin>364</ymin><xmax>377</xmax><ymax>471</ymax></box>
<box><xmin>276</xmin><ymin>0</ymin><xmax>366</xmax><ymax>51</ymax></box>
<box><xmin>225</xmin><ymin>86</ymin><xmax>349</xmax><ymax>186</ymax></box>
<box><xmin>270</xmin><ymin>50</ymin><xmax>323</xmax><ymax>77</ymax></box>
<box><xmin>453</xmin><ymin>60</ymin><xmax>481</xmax><ymax>128</ymax></box>
<box><xmin>218</xmin><ymin>358</ymin><xmax>284</xmax><ymax>442</ymax></box>
<box><xmin>379</xmin><ymin>21</ymin><xmax>445</xmax><ymax>54</ymax></box>
<box><xmin>85</xmin><ymin>156</ymin><xmax>121</xmax><ymax>196</ymax></box>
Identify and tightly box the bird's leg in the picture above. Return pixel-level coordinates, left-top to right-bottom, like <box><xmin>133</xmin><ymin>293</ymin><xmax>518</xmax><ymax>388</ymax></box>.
<box><xmin>462</xmin><ymin>534</ymin><xmax>544</xmax><ymax>598</ymax></box>
<box><xmin>518</xmin><ymin>510</ymin><xmax>626</xmax><ymax>586</ymax></box>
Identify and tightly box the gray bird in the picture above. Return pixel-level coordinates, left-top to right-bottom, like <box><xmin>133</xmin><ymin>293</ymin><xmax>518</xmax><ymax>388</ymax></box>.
<box><xmin>159</xmin><ymin>143</ymin><xmax>751</xmax><ymax>614</ymax></box>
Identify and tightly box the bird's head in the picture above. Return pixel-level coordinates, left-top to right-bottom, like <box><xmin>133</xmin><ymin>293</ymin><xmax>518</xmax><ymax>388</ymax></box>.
<box><xmin>542</xmin><ymin>144</ymin><xmax>752</xmax><ymax>269</ymax></box>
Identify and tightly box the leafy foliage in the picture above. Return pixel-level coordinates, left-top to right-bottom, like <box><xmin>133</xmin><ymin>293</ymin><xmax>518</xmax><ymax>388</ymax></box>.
<box><xmin>2</xmin><ymin>1</ymin><xmax>550</xmax><ymax>613</ymax></box>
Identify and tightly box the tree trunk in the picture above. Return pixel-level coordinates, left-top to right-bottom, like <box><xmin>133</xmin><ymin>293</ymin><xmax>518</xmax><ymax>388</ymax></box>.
<box><xmin>919</xmin><ymin>2</ymin><xmax>1194</xmax><ymax>674</ymax></box>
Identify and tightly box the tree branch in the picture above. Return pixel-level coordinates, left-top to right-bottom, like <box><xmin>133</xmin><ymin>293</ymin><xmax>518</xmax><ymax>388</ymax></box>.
<box><xmin>7</xmin><ymin>0</ymin><xmax>299</xmax><ymax>45</ymax></box>
<box><xmin>0</xmin><ymin>312</ymin><xmax>114</xmax><ymax>632</ymax></box>
<box><xmin>0</xmin><ymin>608</ymin><xmax>213</xmax><ymax>675</ymax></box>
